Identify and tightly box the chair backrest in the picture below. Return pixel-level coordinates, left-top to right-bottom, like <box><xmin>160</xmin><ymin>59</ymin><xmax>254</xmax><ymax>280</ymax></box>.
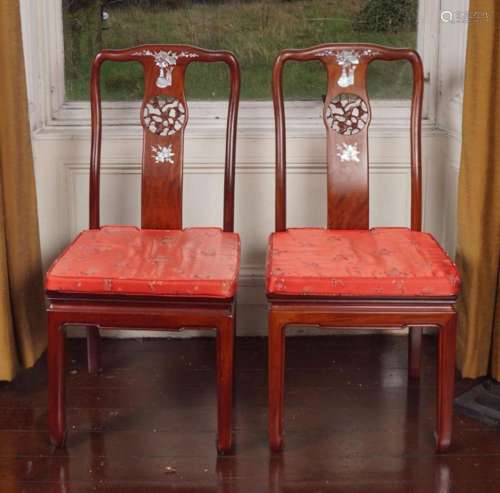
<box><xmin>90</xmin><ymin>45</ymin><xmax>240</xmax><ymax>231</ymax></box>
<box><xmin>272</xmin><ymin>43</ymin><xmax>423</xmax><ymax>232</ymax></box>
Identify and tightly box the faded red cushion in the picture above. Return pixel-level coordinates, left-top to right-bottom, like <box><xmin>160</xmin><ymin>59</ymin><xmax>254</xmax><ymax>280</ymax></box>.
<box><xmin>46</xmin><ymin>226</ymin><xmax>240</xmax><ymax>299</ymax></box>
<box><xmin>266</xmin><ymin>228</ymin><xmax>460</xmax><ymax>298</ymax></box>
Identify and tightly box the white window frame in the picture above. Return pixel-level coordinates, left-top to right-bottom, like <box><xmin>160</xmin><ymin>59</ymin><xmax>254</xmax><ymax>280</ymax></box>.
<box><xmin>22</xmin><ymin>0</ymin><xmax>442</xmax><ymax>137</ymax></box>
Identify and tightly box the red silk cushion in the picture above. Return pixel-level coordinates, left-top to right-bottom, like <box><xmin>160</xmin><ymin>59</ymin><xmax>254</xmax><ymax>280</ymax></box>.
<box><xmin>266</xmin><ymin>228</ymin><xmax>460</xmax><ymax>298</ymax></box>
<box><xmin>46</xmin><ymin>226</ymin><xmax>240</xmax><ymax>299</ymax></box>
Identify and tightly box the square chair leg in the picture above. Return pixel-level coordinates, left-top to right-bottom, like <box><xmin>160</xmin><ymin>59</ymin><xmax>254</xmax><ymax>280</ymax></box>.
<box><xmin>216</xmin><ymin>316</ymin><xmax>235</xmax><ymax>454</ymax></box>
<box><xmin>409</xmin><ymin>326</ymin><xmax>423</xmax><ymax>379</ymax></box>
<box><xmin>436</xmin><ymin>313</ymin><xmax>457</xmax><ymax>452</ymax></box>
<box><xmin>47</xmin><ymin>312</ymin><xmax>66</xmax><ymax>447</ymax></box>
<box><xmin>268</xmin><ymin>311</ymin><xmax>285</xmax><ymax>452</ymax></box>
<box><xmin>86</xmin><ymin>326</ymin><xmax>102</xmax><ymax>375</ymax></box>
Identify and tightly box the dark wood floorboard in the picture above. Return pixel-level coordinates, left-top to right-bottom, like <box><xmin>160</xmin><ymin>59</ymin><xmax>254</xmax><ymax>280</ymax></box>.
<box><xmin>0</xmin><ymin>335</ymin><xmax>497</xmax><ymax>492</ymax></box>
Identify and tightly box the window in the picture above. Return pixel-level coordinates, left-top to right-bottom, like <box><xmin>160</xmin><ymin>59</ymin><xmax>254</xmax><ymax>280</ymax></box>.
<box><xmin>63</xmin><ymin>0</ymin><xmax>418</xmax><ymax>102</ymax></box>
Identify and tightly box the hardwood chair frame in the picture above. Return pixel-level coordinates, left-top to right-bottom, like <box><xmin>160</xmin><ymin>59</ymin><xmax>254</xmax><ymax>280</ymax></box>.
<box><xmin>268</xmin><ymin>43</ymin><xmax>457</xmax><ymax>452</ymax></box>
<box><xmin>47</xmin><ymin>45</ymin><xmax>240</xmax><ymax>454</ymax></box>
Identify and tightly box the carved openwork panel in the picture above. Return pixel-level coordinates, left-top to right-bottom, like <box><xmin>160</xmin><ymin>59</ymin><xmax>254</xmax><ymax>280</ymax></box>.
<box><xmin>142</xmin><ymin>96</ymin><xmax>187</xmax><ymax>137</ymax></box>
<box><xmin>326</xmin><ymin>93</ymin><xmax>369</xmax><ymax>135</ymax></box>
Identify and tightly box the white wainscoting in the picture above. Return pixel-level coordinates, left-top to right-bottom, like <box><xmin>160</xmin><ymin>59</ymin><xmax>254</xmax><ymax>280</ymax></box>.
<box><xmin>33</xmin><ymin>127</ymin><xmax>448</xmax><ymax>336</ymax></box>
<box><xmin>436</xmin><ymin>0</ymin><xmax>469</xmax><ymax>257</ymax></box>
<box><xmin>438</xmin><ymin>95</ymin><xmax>463</xmax><ymax>258</ymax></box>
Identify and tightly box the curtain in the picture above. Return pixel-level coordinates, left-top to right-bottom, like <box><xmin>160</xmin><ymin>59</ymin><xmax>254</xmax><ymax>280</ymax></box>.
<box><xmin>456</xmin><ymin>0</ymin><xmax>500</xmax><ymax>379</ymax></box>
<box><xmin>0</xmin><ymin>0</ymin><xmax>46</xmax><ymax>381</ymax></box>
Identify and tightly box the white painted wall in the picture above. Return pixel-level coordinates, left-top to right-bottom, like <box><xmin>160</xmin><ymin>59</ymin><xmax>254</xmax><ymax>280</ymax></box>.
<box><xmin>22</xmin><ymin>0</ymin><xmax>468</xmax><ymax>337</ymax></box>
<box><xmin>436</xmin><ymin>0</ymin><xmax>469</xmax><ymax>257</ymax></box>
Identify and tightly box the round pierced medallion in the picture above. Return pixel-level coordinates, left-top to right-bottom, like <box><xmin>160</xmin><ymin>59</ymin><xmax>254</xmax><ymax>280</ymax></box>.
<box><xmin>142</xmin><ymin>96</ymin><xmax>186</xmax><ymax>136</ymax></box>
<box><xmin>326</xmin><ymin>93</ymin><xmax>369</xmax><ymax>135</ymax></box>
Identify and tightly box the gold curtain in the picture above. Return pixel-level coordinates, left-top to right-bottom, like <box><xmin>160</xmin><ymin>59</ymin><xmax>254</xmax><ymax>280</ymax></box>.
<box><xmin>456</xmin><ymin>0</ymin><xmax>500</xmax><ymax>379</ymax></box>
<box><xmin>0</xmin><ymin>0</ymin><xmax>47</xmax><ymax>381</ymax></box>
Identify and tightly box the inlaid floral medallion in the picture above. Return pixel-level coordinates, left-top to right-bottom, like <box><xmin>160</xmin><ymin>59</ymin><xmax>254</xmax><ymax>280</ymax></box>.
<box><xmin>336</xmin><ymin>142</ymin><xmax>360</xmax><ymax>163</ymax></box>
<box><xmin>142</xmin><ymin>96</ymin><xmax>186</xmax><ymax>136</ymax></box>
<box><xmin>326</xmin><ymin>93</ymin><xmax>369</xmax><ymax>135</ymax></box>
<box><xmin>151</xmin><ymin>144</ymin><xmax>175</xmax><ymax>165</ymax></box>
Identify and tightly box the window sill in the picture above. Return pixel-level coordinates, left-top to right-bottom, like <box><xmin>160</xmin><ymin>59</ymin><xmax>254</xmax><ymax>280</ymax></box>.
<box><xmin>34</xmin><ymin>100</ymin><xmax>439</xmax><ymax>140</ymax></box>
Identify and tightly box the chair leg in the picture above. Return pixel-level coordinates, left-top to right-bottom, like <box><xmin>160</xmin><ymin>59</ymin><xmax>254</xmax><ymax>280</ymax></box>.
<box><xmin>216</xmin><ymin>316</ymin><xmax>234</xmax><ymax>454</ymax></box>
<box><xmin>408</xmin><ymin>326</ymin><xmax>423</xmax><ymax>379</ymax></box>
<box><xmin>48</xmin><ymin>312</ymin><xmax>66</xmax><ymax>447</ymax></box>
<box><xmin>436</xmin><ymin>313</ymin><xmax>457</xmax><ymax>452</ymax></box>
<box><xmin>268</xmin><ymin>310</ymin><xmax>285</xmax><ymax>452</ymax></box>
<box><xmin>86</xmin><ymin>326</ymin><xmax>101</xmax><ymax>375</ymax></box>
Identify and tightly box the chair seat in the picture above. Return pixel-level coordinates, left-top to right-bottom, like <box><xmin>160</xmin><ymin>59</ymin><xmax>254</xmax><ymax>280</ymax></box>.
<box><xmin>266</xmin><ymin>228</ymin><xmax>460</xmax><ymax>298</ymax></box>
<box><xmin>46</xmin><ymin>226</ymin><xmax>240</xmax><ymax>299</ymax></box>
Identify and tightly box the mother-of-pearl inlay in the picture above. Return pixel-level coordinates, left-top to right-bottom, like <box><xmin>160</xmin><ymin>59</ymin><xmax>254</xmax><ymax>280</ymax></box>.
<box><xmin>151</xmin><ymin>144</ymin><xmax>175</xmax><ymax>165</ymax></box>
<box><xmin>133</xmin><ymin>49</ymin><xmax>198</xmax><ymax>88</ymax></box>
<box><xmin>326</xmin><ymin>93</ymin><xmax>369</xmax><ymax>135</ymax></box>
<box><xmin>142</xmin><ymin>96</ymin><xmax>186</xmax><ymax>136</ymax></box>
<box><xmin>318</xmin><ymin>48</ymin><xmax>380</xmax><ymax>88</ymax></box>
<box><xmin>336</xmin><ymin>142</ymin><xmax>360</xmax><ymax>163</ymax></box>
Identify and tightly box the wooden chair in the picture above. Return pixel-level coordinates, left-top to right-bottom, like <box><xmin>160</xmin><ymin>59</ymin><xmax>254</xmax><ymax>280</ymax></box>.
<box><xmin>45</xmin><ymin>45</ymin><xmax>240</xmax><ymax>454</ymax></box>
<box><xmin>267</xmin><ymin>44</ymin><xmax>460</xmax><ymax>452</ymax></box>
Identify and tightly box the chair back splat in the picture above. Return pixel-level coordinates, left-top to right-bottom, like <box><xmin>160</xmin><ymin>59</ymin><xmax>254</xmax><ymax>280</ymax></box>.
<box><xmin>272</xmin><ymin>44</ymin><xmax>423</xmax><ymax>231</ymax></box>
<box><xmin>90</xmin><ymin>45</ymin><xmax>240</xmax><ymax>231</ymax></box>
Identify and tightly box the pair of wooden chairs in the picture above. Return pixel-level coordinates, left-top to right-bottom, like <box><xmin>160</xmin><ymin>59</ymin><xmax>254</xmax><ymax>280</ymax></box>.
<box><xmin>45</xmin><ymin>44</ymin><xmax>460</xmax><ymax>454</ymax></box>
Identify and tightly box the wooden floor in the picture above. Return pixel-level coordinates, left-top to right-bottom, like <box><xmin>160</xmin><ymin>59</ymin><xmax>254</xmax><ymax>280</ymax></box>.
<box><xmin>0</xmin><ymin>334</ymin><xmax>497</xmax><ymax>492</ymax></box>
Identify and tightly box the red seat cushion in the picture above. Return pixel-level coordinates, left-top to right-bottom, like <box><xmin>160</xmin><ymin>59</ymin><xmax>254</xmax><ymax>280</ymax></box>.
<box><xmin>266</xmin><ymin>228</ymin><xmax>460</xmax><ymax>298</ymax></box>
<box><xmin>46</xmin><ymin>226</ymin><xmax>240</xmax><ymax>299</ymax></box>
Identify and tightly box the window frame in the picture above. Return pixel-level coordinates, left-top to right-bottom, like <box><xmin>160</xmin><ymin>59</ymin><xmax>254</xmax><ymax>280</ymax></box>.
<box><xmin>23</xmin><ymin>0</ymin><xmax>441</xmax><ymax>135</ymax></box>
